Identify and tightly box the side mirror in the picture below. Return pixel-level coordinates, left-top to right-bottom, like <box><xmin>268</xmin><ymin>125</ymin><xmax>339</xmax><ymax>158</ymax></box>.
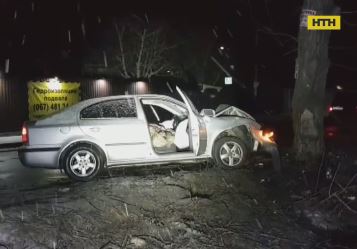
<box><xmin>200</xmin><ymin>109</ymin><xmax>215</xmax><ymax>117</ymax></box>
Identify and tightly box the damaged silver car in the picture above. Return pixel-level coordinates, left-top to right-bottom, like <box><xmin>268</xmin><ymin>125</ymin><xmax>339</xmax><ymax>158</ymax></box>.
<box><xmin>19</xmin><ymin>87</ymin><xmax>278</xmax><ymax>181</ymax></box>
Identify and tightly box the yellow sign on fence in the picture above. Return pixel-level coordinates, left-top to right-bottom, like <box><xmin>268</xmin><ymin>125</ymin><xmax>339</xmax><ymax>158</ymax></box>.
<box><xmin>307</xmin><ymin>16</ymin><xmax>341</xmax><ymax>30</ymax></box>
<box><xmin>28</xmin><ymin>81</ymin><xmax>81</xmax><ymax>121</ymax></box>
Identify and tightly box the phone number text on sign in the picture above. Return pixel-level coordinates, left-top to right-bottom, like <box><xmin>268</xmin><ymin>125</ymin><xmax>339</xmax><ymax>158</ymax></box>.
<box><xmin>28</xmin><ymin>81</ymin><xmax>80</xmax><ymax>121</ymax></box>
<box><xmin>32</xmin><ymin>103</ymin><xmax>70</xmax><ymax>112</ymax></box>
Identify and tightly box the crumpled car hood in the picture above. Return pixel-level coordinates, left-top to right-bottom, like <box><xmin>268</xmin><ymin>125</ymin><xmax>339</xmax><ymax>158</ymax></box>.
<box><xmin>214</xmin><ymin>106</ymin><xmax>255</xmax><ymax>121</ymax></box>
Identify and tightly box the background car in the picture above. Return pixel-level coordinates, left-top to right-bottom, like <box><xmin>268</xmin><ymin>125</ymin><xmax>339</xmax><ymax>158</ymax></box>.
<box><xmin>325</xmin><ymin>91</ymin><xmax>357</xmax><ymax>145</ymax></box>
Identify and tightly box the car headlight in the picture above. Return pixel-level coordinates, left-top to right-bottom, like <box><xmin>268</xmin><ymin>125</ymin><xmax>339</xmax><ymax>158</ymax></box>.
<box><xmin>259</xmin><ymin>130</ymin><xmax>275</xmax><ymax>143</ymax></box>
<box><xmin>252</xmin><ymin>128</ymin><xmax>275</xmax><ymax>143</ymax></box>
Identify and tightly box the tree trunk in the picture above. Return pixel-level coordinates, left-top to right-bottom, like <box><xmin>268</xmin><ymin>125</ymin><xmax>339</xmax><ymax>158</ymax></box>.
<box><xmin>292</xmin><ymin>0</ymin><xmax>339</xmax><ymax>163</ymax></box>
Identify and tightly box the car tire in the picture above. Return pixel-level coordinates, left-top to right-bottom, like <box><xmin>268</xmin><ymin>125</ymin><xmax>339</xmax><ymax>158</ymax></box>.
<box><xmin>213</xmin><ymin>136</ymin><xmax>248</xmax><ymax>169</ymax></box>
<box><xmin>64</xmin><ymin>145</ymin><xmax>103</xmax><ymax>182</ymax></box>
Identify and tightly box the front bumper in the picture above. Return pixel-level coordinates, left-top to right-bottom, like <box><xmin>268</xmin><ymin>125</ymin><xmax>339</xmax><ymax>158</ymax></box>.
<box><xmin>18</xmin><ymin>146</ymin><xmax>60</xmax><ymax>169</ymax></box>
<box><xmin>254</xmin><ymin>141</ymin><xmax>281</xmax><ymax>172</ymax></box>
<box><xmin>250</xmin><ymin>127</ymin><xmax>281</xmax><ymax>171</ymax></box>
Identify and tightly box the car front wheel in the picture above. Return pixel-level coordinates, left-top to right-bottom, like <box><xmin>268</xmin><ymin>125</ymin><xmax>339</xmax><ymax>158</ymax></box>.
<box><xmin>64</xmin><ymin>146</ymin><xmax>102</xmax><ymax>181</ymax></box>
<box><xmin>213</xmin><ymin>137</ymin><xmax>248</xmax><ymax>169</ymax></box>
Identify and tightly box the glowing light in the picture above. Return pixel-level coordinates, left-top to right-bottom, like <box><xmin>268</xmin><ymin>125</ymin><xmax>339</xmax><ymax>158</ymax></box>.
<box><xmin>259</xmin><ymin>130</ymin><xmax>275</xmax><ymax>143</ymax></box>
<box><xmin>137</xmin><ymin>81</ymin><xmax>146</xmax><ymax>88</ymax></box>
<box><xmin>330</xmin><ymin>106</ymin><xmax>344</xmax><ymax>112</ymax></box>
<box><xmin>95</xmin><ymin>79</ymin><xmax>108</xmax><ymax>96</ymax></box>
<box><xmin>252</xmin><ymin>128</ymin><xmax>275</xmax><ymax>143</ymax></box>
<box><xmin>225</xmin><ymin>77</ymin><xmax>232</xmax><ymax>85</ymax></box>
<box><xmin>136</xmin><ymin>81</ymin><xmax>148</xmax><ymax>94</ymax></box>
<box><xmin>96</xmin><ymin>79</ymin><xmax>107</xmax><ymax>88</ymax></box>
<box><xmin>219</xmin><ymin>46</ymin><xmax>225</xmax><ymax>50</ymax></box>
<box><xmin>336</xmin><ymin>85</ymin><xmax>343</xmax><ymax>90</ymax></box>
<box><xmin>48</xmin><ymin>77</ymin><xmax>61</xmax><ymax>90</ymax></box>
<box><xmin>327</xmin><ymin>132</ymin><xmax>335</xmax><ymax>137</ymax></box>
<box><xmin>22</xmin><ymin>124</ymin><xmax>29</xmax><ymax>144</ymax></box>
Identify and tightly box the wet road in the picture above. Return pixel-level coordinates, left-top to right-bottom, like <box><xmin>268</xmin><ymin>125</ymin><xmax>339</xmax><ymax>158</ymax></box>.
<box><xmin>0</xmin><ymin>149</ymin><xmax>355</xmax><ymax>248</ymax></box>
<box><xmin>0</xmin><ymin>149</ymin><xmax>68</xmax><ymax>191</ymax></box>
<box><xmin>0</xmin><ymin>149</ymin><xmax>319</xmax><ymax>249</ymax></box>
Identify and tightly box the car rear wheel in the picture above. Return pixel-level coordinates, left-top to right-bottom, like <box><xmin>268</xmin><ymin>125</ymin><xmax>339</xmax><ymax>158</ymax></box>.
<box><xmin>213</xmin><ymin>137</ymin><xmax>248</xmax><ymax>169</ymax></box>
<box><xmin>64</xmin><ymin>146</ymin><xmax>103</xmax><ymax>181</ymax></box>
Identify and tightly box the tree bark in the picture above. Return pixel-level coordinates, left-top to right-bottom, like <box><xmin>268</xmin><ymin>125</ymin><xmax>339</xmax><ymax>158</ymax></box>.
<box><xmin>292</xmin><ymin>0</ymin><xmax>339</xmax><ymax>163</ymax></box>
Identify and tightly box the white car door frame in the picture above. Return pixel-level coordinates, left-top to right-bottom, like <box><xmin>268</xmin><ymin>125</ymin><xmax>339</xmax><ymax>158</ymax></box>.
<box><xmin>138</xmin><ymin>96</ymin><xmax>189</xmax><ymax>157</ymax></box>
<box><xmin>78</xmin><ymin>98</ymin><xmax>150</xmax><ymax>162</ymax></box>
<box><xmin>176</xmin><ymin>87</ymin><xmax>207</xmax><ymax>155</ymax></box>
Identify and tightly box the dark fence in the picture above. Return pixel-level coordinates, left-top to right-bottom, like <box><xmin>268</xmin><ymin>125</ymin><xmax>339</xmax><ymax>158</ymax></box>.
<box><xmin>0</xmin><ymin>77</ymin><xmax>161</xmax><ymax>133</ymax></box>
<box><xmin>0</xmin><ymin>77</ymin><xmax>28</xmax><ymax>133</ymax></box>
<box><xmin>0</xmin><ymin>74</ymin><xmax>203</xmax><ymax>133</ymax></box>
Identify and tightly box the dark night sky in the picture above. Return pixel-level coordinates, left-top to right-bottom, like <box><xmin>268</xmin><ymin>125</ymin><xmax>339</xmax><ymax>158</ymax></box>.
<box><xmin>0</xmin><ymin>0</ymin><xmax>357</xmax><ymax>89</ymax></box>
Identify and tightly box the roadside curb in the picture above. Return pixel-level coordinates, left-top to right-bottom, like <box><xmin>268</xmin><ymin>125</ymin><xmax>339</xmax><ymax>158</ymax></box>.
<box><xmin>0</xmin><ymin>133</ymin><xmax>21</xmax><ymax>145</ymax></box>
<box><xmin>0</xmin><ymin>132</ymin><xmax>21</xmax><ymax>152</ymax></box>
<box><xmin>0</xmin><ymin>147</ymin><xmax>20</xmax><ymax>153</ymax></box>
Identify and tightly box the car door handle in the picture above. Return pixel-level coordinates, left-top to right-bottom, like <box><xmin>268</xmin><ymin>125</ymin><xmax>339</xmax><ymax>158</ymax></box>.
<box><xmin>89</xmin><ymin>127</ymin><xmax>100</xmax><ymax>132</ymax></box>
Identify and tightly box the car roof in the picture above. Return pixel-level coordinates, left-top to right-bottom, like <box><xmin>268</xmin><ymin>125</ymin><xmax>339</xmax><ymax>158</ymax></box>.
<box><xmin>81</xmin><ymin>94</ymin><xmax>173</xmax><ymax>101</ymax></box>
<box><xmin>77</xmin><ymin>94</ymin><xmax>182</xmax><ymax>108</ymax></box>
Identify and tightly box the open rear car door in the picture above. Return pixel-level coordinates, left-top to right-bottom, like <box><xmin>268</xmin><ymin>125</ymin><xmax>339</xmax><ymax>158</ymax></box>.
<box><xmin>176</xmin><ymin>87</ymin><xmax>207</xmax><ymax>155</ymax></box>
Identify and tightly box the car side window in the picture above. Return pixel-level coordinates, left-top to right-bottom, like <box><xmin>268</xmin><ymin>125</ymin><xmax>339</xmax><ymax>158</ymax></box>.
<box><xmin>80</xmin><ymin>98</ymin><xmax>137</xmax><ymax>119</ymax></box>
<box><xmin>80</xmin><ymin>104</ymin><xmax>102</xmax><ymax>119</ymax></box>
<box><xmin>141</xmin><ymin>99</ymin><xmax>188</xmax><ymax>117</ymax></box>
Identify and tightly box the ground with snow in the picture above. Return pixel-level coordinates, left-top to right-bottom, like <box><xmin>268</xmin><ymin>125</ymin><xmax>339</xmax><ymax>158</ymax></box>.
<box><xmin>0</xmin><ymin>150</ymin><xmax>353</xmax><ymax>249</ymax></box>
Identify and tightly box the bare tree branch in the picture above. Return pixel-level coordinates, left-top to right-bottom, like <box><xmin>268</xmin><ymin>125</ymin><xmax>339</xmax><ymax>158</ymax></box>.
<box><xmin>149</xmin><ymin>65</ymin><xmax>166</xmax><ymax>78</ymax></box>
<box><xmin>257</xmin><ymin>27</ymin><xmax>298</xmax><ymax>43</ymax></box>
<box><xmin>114</xmin><ymin>21</ymin><xmax>130</xmax><ymax>78</ymax></box>
<box><xmin>112</xmin><ymin>21</ymin><xmax>176</xmax><ymax>79</ymax></box>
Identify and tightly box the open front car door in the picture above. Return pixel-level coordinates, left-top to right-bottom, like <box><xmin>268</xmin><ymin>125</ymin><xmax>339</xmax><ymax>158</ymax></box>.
<box><xmin>176</xmin><ymin>87</ymin><xmax>207</xmax><ymax>155</ymax></box>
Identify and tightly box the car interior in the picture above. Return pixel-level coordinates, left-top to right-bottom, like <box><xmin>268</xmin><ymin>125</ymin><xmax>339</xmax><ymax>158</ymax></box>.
<box><xmin>140</xmin><ymin>99</ymin><xmax>191</xmax><ymax>154</ymax></box>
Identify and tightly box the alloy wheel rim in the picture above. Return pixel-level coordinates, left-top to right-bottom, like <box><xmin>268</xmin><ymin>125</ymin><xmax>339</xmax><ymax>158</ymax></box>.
<box><xmin>219</xmin><ymin>141</ymin><xmax>243</xmax><ymax>167</ymax></box>
<box><xmin>69</xmin><ymin>150</ymin><xmax>97</xmax><ymax>177</ymax></box>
